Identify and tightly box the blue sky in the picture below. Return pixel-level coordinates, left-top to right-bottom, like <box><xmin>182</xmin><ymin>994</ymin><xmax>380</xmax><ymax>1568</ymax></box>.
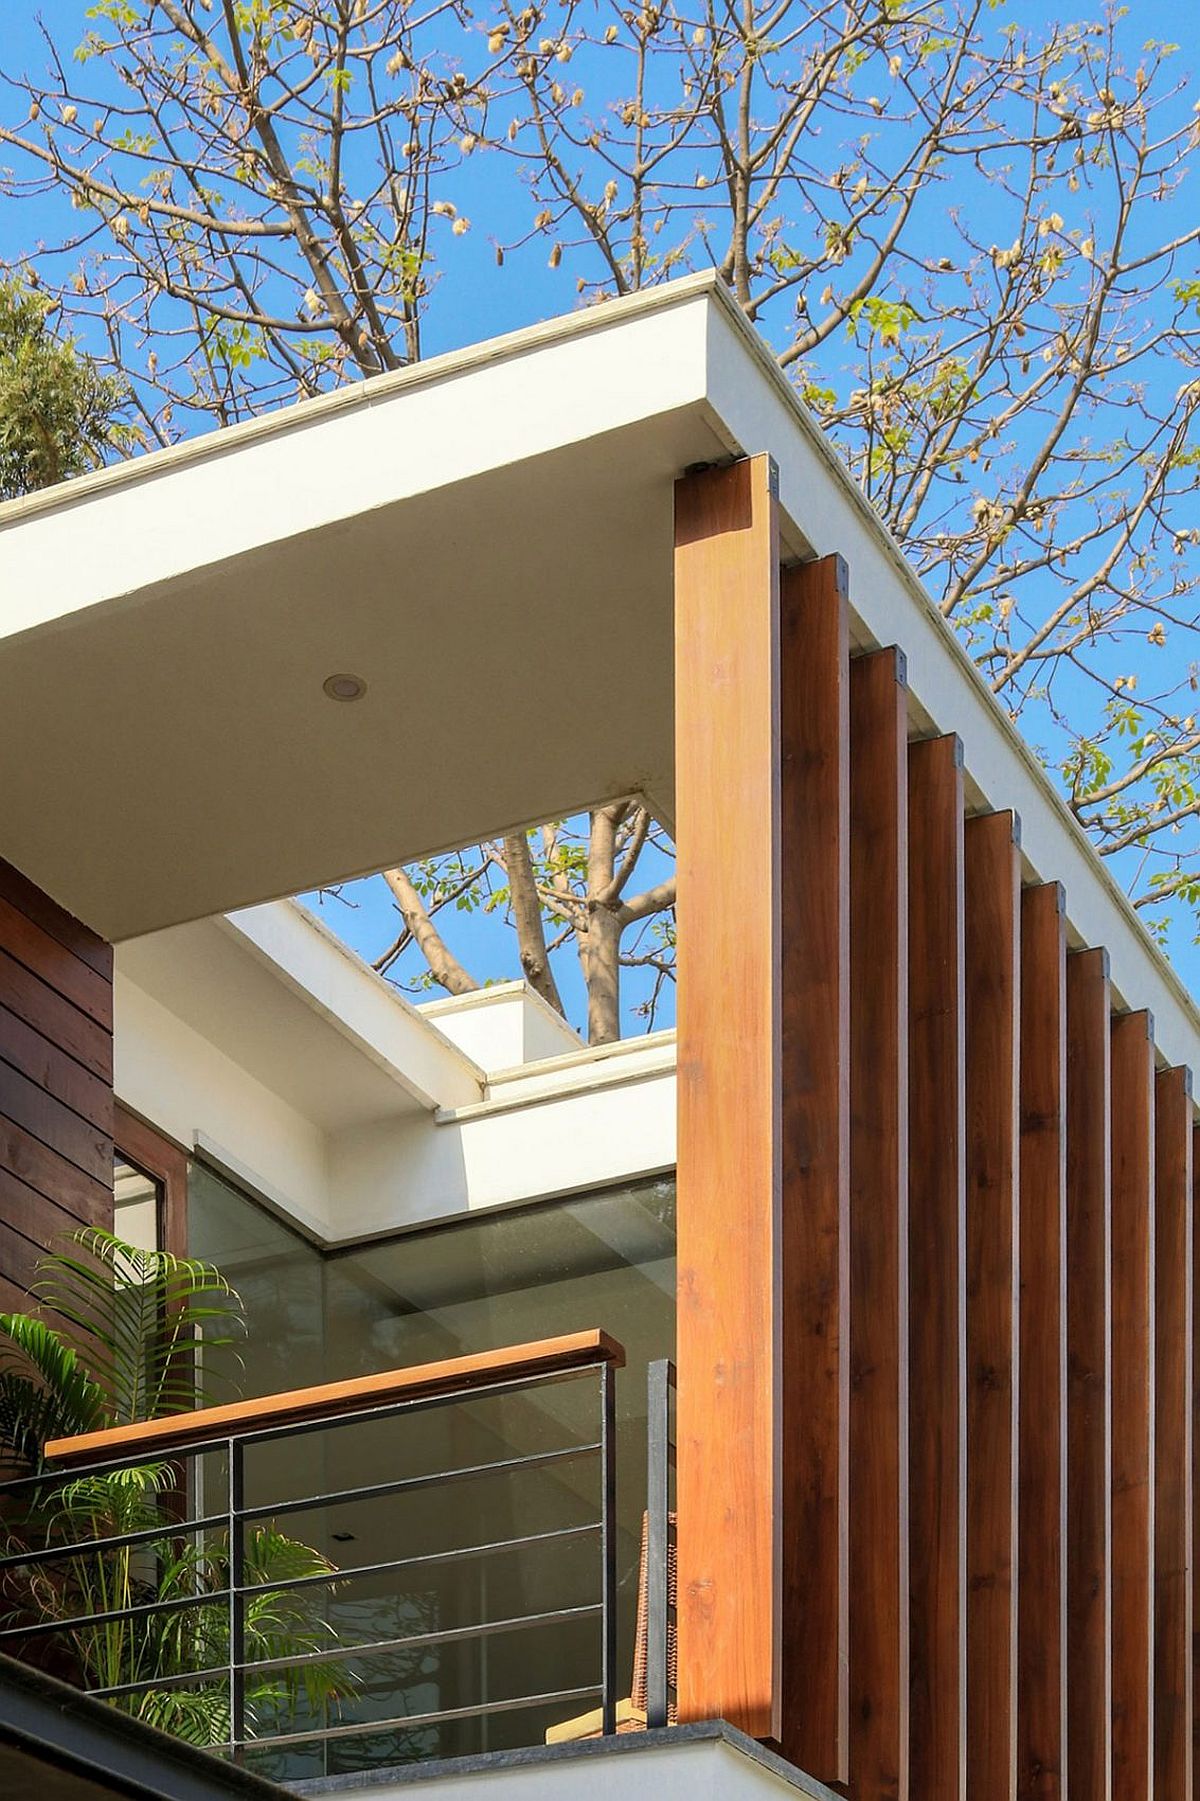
<box><xmin>2</xmin><ymin>3</ymin><xmax>1198</xmax><ymax>1032</ymax></box>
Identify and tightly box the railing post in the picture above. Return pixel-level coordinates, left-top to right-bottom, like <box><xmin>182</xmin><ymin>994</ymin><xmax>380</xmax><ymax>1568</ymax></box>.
<box><xmin>228</xmin><ymin>1437</ymin><xmax>246</xmax><ymax>1761</ymax></box>
<box><xmin>646</xmin><ymin>1359</ymin><xmax>675</xmax><ymax>1730</ymax></box>
<box><xmin>600</xmin><ymin>1360</ymin><xmax>618</xmax><ymax>1736</ymax></box>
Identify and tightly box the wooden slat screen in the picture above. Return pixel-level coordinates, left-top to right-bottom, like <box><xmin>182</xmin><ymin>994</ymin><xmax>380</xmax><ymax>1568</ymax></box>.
<box><xmin>0</xmin><ymin>856</ymin><xmax>113</xmax><ymax>1317</ymax></box>
<box><xmin>672</xmin><ymin>478</ymin><xmax>1198</xmax><ymax>1800</ymax></box>
<box><xmin>1017</xmin><ymin>882</ymin><xmax>1068</xmax><ymax>1801</ymax></box>
<box><xmin>964</xmin><ymin>810</ymin><xmax>1022</xmax><ymax>1801</ymax></box>
<box><xmin>1110</xmin><ymin>1009</ymin><xmax>1156</xmax><ymax>1801</ymax></box>
<box><xmin>847</xmin><ymin>647</ymin><xmax>910</xmax><ymax>1801</ymax></box>
<box><xmin>906</xmin><ymin>733</ymin><xmax>966</xmax><ymax>1801</ymax></box>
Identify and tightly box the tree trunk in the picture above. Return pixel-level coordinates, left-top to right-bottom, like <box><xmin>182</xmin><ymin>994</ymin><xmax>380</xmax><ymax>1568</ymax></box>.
<box><xmin>503</xmin><ymin>832</ymin><xmax>566</xmax><ymax>1016</ymax></box>
<box><xmin>382</xmin><ymin>867</ymin><xmax>478</xmax><ymax>996</ymax></box>
<box><xmin>586</xmin><ymin>806</ymin><xmax>625</xmax><ymax>1044</ymax></box>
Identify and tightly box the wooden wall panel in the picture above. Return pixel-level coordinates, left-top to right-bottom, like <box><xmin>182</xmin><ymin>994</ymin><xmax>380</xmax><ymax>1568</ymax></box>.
<box><xmin>778</xmin><ymin>554</ymin><xmax>849</xmax><ymax>1783</ymax></box>
<box><xmin>907</xmin><ymin>733</ymin><xmax>966</xmax><ymax>1801</ymax></box>
<box><xmin>1017</xmin><ymin>882</ymin><xmax>1068</xmax><ymax>1801</ymax></box>
<box><xmin>1065</xmin><ymin>948</ymin><xmax>1112</xmax><ymax>1801</ymax></box>
<box><xmin>1110</xmin><ymin>1010</ymin><xmax>1155</xmax><ymax>1801</ymax></box>
<box><xmin>674</xmin><ymin>455</ymin><xmax>782</xmax><ymax>1740</ymax></box>
<box><xmin>848</xmin><ymin>647</ymin><xmax>909</xmax><ymax>1801</ymax></box>
<box><xmin>1154</xmin><ymin>1066</ymin><xmax>1193</xmax><ymax>1799</ymax></box>
<box><xmin>0</xmin><ymin>857</ymin><xmax>113</xmax><ymax>1300</ymax></box>
<box><xmin>964</xmin><ymin>811</ymin><xmax>1021</xmax><ymax>1801</ymax></box>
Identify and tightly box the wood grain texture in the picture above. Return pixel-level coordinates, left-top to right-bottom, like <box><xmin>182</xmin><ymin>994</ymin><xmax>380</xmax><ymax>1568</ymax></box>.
<box><xmin>1109</xmin><ymin>1009</ymin><xmax>1155</xmax><ymax>1801</ymax></box>
<box><xmin>674</xmin><ymin>455</ymin><xmax>782</xmax><ymax>1740</ymax></box>
<box><xmin>1017</xmin><ymin>882</ymin><xmax>1068</xmax><ymax>1801</ymax></box>
<box><xmin>0</xmin><ymin>1058</ymin><xmax>112</xmax><ymax>1183</ymax></box>
<box><xmin>0</xmin><ymin>864</ymin><xmax>113</xmax><ymax>1303</ymax></box>
<box><xmin>115</xmin><ymin>1102</ymin><xmax>189</xmax><ymax>1259</ymax></box>
<box><xmin>1153</xmin><ymin>1066</ymin><xmax>1192</xmax><ymax>1798</ymax></box>
<box><xmin>0</xmin><ymin>1005</ymin><xmax>112</xmax><ymax>1127</ymax></box>
<box><xmin>848</xmin><ymin>646</ymin><xmax>909</xmax><ymax>1801</ymax></box>
<box><xmin>0</xmin><ymin>857</ymin><xmax>112</xmax><ymax>982</ymax></box>
<box><xmin>46</xmin><ymin>1329</ymin><xmax>626</xmax><ymax>1463</ymax></box>
<box><xmin>778</xmin><ymin>553</ymin><xmax>849</xmax><ymax>1783</ymax></box>
<box><xmin>0</xmin><ymin>894</ymin><xmax>112</xmax><ymax>1028</ymax></box>
<box><xmin>964</xmin><ymin>810</ymin><xmax>1021</xmax><ymax>1801</ymax></box>
<box><xmin>1065</xmin><ymin>948</ymin><xmax>1112</xmax><ymax>1801</ymax></box>
<box><xmin>907</xmin><ymin>733</ymin><xmax>966</xmax><ymax>1801</ymax></box>
<box><xmin>0</xmin><ymin>950</ymin><xmax>111</xmax><ymax>1083</ymax></box>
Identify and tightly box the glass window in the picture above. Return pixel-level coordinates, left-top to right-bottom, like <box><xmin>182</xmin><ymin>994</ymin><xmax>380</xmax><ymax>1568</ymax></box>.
<box><xmin>113</xmin><ymin>1156</ymin><xmax>160</xmax><ymax>1252</ymax></box>
<box><xmin>187</xmin><ymin>1167</ymin><xmax>675</xmax><ymax>1780</ymax></box>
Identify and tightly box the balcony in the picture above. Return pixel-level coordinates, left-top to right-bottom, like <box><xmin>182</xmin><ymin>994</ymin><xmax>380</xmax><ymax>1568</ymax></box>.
<box><xmin>0</xmin><ymin>1333</ymin><xmax>677</xmax><ymax>1787</ymax></box>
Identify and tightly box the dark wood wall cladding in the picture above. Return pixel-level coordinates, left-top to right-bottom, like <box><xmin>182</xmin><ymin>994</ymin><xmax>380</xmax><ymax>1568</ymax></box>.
<box><xmin>672</xmin><ymin>473</ymin><xmax>1200</xmax><ymax>1801</ymax></box>
<box><xmin>0</xmin><ymin>856</ymin><xmax>113</xmax><ymax>1315</ymax></box>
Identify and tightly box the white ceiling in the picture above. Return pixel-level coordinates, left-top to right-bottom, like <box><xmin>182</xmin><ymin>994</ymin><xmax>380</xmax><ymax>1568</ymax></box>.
<box><xmin>3</xmin><ymin>272</ymin><xmax>1200</xmax><ymax>1073</ymax></box>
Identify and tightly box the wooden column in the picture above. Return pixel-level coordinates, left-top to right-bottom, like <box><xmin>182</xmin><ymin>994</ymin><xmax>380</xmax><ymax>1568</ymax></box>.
<box><xmin>1110</xmin><ymin>1010</ymin><xmax>1155</xmax><ymax>1801</ymax></box>
<box><xmin>1154</xmin><ymin>1066</ymin><xmax>1193</xmax><ymax>1798</ymax></box>
<box><xmin>1065</xmin><ymin>948</ymin><xmax>1112</xmax><ymax>1799</ymax></box>
<box><xmin>674</xmin><ymin>454</ymin><xmax>781</xmax><ymax>1738</ymax></box>
<box><xmin>907</xmin><ymin>733</ymin><xmax>966</xmax><ymax>1801</ymax></box>
<box><xmin>964</xmin><ymin>811</ymin><xmax>1022</xmax><ymax>1801</ymax></box>
<box><xmin>1017</xmin><ymin>882</ymin><xmax>1068</xmax><ymax>1801</ymax></box>
<box><xmin>778</xmin><ymin>554</ymin><xmax>850</xmax><ymax>1782</ymax></box>
<box><xmin>848</xmin><ymin>647</ymin><xmax>909</xmax><ymax>1800</ymax></box>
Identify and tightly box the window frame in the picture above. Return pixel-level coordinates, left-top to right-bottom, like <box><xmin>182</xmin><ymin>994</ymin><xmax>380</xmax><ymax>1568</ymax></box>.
<box><xmin>113</xmin><ymin>1102</ymin><xmax>188</xmax><ymax>1258</ymax></box>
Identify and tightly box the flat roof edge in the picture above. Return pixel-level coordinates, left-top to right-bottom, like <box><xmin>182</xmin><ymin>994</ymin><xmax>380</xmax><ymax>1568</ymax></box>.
<box><xmin>0</xmin><ymin>272</ymin><xmax>724</xmax><ymax>530</ymax></box>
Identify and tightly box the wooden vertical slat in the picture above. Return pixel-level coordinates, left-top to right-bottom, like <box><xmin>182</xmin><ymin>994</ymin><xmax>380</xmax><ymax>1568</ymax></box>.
<box><xmin>907</xmin><ymin>733</ymin><xmax>966</xmax><ymax>1801</ymax></box>
<box><xmin>674</xmin><ymin>455</ymin><xmax>781</xmax><ymax>1739</ymax></box>
<box><xmin>1017</xmin><ymin>882</ymin><xmax>1068</xmax><ymax>1801</ymax></box>
<box><xmin>779</xmin><ymin>554</ymin><xmax>849</xmax><ymax>1782</ymax></box>
<box><xmin>1065</xmin><ymin>948</ymin><xmax>1112</xmax><ymax>1801</ymax></box>
<box><xmin>964</xmin><ymin>810</ymin><xmax>1021</xmax><ymax>1801</ymax></box>
<box><xmin>848</xmin><ymin>647</ymin><xmax>909</xmax><ymax>1801</ymax></box>
<box><xmin>1154</xmin><ymin>1066</ymin><xmax>1192</xmax><ymax>1797</ymax></box>
<box><xmin>1110</xmin><ymin>1009</ymin><xmax>1155</xmax><ymax>1801</ymax></box>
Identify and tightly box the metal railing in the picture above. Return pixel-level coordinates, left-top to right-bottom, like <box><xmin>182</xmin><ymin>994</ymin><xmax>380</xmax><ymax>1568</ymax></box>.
<box><xmin>0</xmin><ymin>1332</ymin><xmax>623</xmax><ymax>1773</ymax></box>
<box><xmin>644</xmin><ymin>1357</ymin><xmax>676</xmax><ymax>1730</ymax></box>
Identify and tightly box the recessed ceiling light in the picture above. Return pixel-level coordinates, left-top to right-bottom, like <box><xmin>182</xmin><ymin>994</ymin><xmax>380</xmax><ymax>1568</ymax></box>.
<box><xmin>323</xmin><ymin>673</ymin><xmax>367</xmax><ymax>702</ymax></box>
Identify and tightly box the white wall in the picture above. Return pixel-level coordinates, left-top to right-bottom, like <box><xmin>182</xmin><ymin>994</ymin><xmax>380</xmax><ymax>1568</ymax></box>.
<box><xmin>116</xmin><ymin>947</ymin><xmax>675</xmax><ymax>1245</ymax></box>
<box><xmin>292</xmin><ymin>1730</ymin><xmax>834</xmax><ymax>1801</ymax></box>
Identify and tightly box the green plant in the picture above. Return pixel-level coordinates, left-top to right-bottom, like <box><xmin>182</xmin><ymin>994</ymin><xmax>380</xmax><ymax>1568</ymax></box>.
<box><xmin>0</xmin><ymin>1228</ymin><xmax>354</xmax><ymax>1750</ymax></box>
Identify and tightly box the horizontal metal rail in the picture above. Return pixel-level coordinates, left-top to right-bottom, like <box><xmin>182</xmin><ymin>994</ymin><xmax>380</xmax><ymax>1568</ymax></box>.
<box><xmin>233</xmin><ymin>1683</ymin><xmax>605</xmax><ymax>1752</ymax></box>
<box><xmin>0</xmin><ymin>1365</ymin><xmax>588</xmax><ymax>1498</ymax></box>
<box><xmin>0</xmin><ymin>1509</ymin><xmax>228</xmax><ymax>1573</ymax></box>
<box><xmin>0</xmin><ymin>1583</ymin><xmax>229</xmax><ymax>1644</ymax></box>
<box><xmin>230</xmin><ymin>1521</ymin><xmax>601</xmax><ymax>1598</ymax></box>
<box><xmin>86</xmin><ymin>1603</ymin><xmax>605</xmax><ymax>1703</ymax></box>
<box><xmin>237</xmin><ymin>1440</ymin><xmax>601</xmax><ymax>1526</ymax></box>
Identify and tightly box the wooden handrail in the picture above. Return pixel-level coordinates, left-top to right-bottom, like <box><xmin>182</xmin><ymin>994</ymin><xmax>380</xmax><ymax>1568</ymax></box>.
<box><xmin>43</xmin><ymin>1329</ymin><xmax>625</xmax><ymax>1467</ymax></box>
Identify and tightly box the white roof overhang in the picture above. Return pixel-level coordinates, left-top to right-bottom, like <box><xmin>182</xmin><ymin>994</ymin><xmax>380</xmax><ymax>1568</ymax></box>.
<box><xmin>3</xmin><ymin>271</ymin><xmax>1199</xmax><ymax>1069</ymax></box>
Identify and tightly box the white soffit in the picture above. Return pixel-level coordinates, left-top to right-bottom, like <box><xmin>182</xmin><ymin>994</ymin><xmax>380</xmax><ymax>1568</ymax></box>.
<box><xmin>2</xmin><ymin>272</ymin><xmax>1198</xmax><ymax>1069</ymax></box>
<box><xmin>116</xmin><ymin>900</ymin><xmax>482</xmax><ymax>1130</ymax></box>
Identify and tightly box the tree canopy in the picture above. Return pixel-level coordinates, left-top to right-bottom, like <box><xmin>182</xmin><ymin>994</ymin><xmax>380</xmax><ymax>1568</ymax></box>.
<box><xmin>0</xmin><ymin>1</ymin><xmax>1196</xmax><ymax>1034</ymax></box>
<box><xmin>0</xmin><ymin>276</ymin><xmax>129</xmax><ymax>498</ymax></box>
